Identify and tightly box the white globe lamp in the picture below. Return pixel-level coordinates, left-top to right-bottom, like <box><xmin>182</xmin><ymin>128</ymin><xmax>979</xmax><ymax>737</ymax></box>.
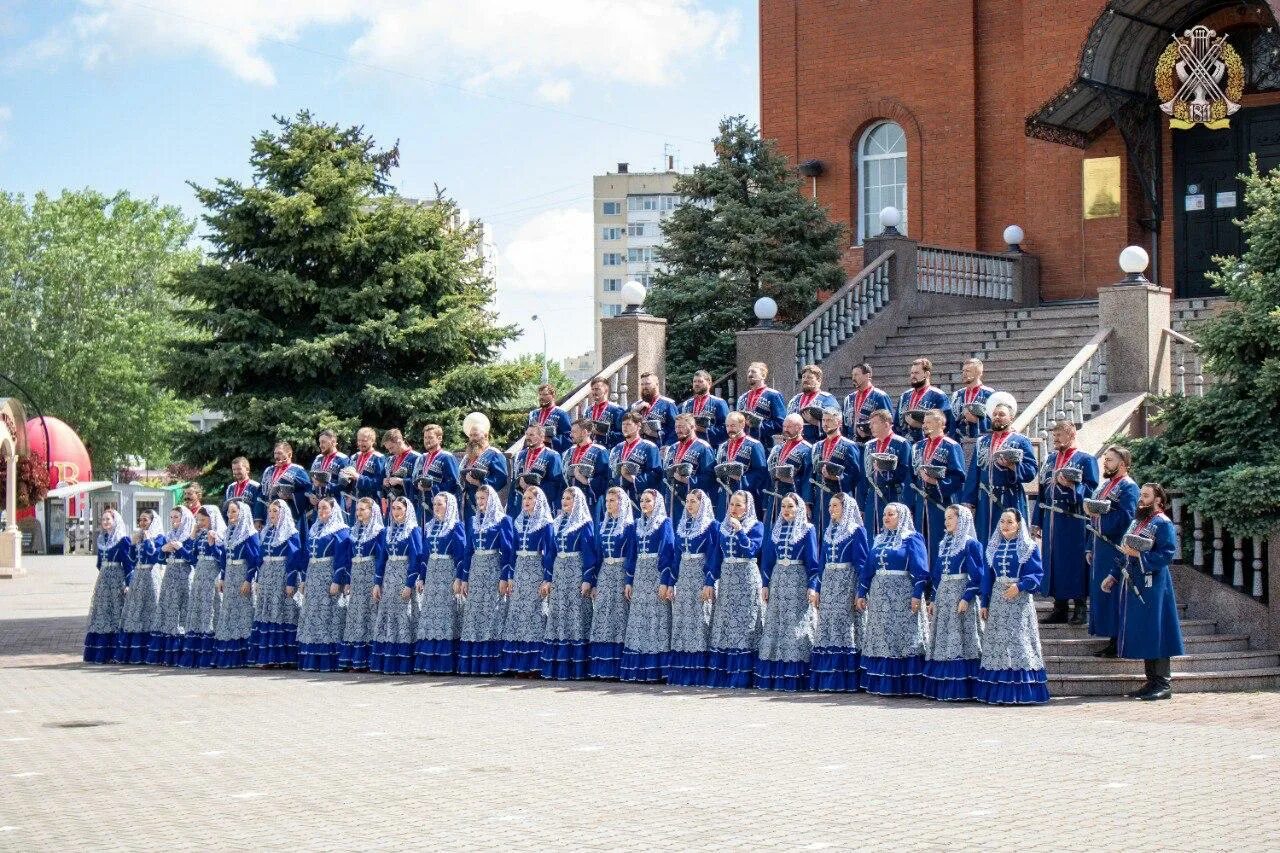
<box><xmin>1118</xmin><ymin>246</ymin><xmax>1150</xmax><ymax>282</ymax></box>
<box><xmin>754</xmin><ymin>296</ymin><xmax>778</xmax><ymax>328</ymax></box>
<box><xmin>620</xmin><ymin>280</ymin><xmax>647</xmax><ymax>314</ymax></box>
<box><xmin>1003</xmin><ymin>224</ymin><xmax>1025</xmax><ymax>253</ymax></box>
<box><xmin>879</xmin><ymin>206</ymin><xmax>902</xmax><ymax>235</ymax></box>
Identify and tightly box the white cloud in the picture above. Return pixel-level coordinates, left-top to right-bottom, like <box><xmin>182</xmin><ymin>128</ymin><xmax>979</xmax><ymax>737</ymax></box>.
<box><xmin>17</xmin><ymin>0</ymin><xmax>739</xmax><ymax>93</ymax></box>
<box><xmin>535</xmin><ymin>79</ymin><xmax>573</xmax><ymax>105</ymax></box>
<box><xmin>494</xmin><ymin>207</ymin><xmax>596</xmax><ymax>359</ymax></box>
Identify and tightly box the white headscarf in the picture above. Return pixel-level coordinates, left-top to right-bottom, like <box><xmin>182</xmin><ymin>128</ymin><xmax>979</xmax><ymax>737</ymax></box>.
<box><xmin>136</xmin><ymin>510</ymin><xmax>162</xmax><ymax>542</ymax></box>
<box><xmin>635</xmin><ymin>489</ymin><xmax>668</xmax><ymax>539</ymax></box>
<box><xmin>167</xmin><ymin>505</ymin><xmax>197</xmax><ymax>543</ymax></box>
<box><xmin>823</xmin><ymin>492</ymin><xmax>863</xmax><ymax>546</ymax></box>
<box><xmin>600</xmin><ymin>488</ymin><xmax>635</xmax><ymax>539</ymax></box>
<box><xmin>473</xmin><ymin>484</ymin><xmax>507</xmax><ymax>534</ymax></box>
<box><xmin>515</xmin><ymin>487</ymin><xmax>554</xmax><ymax>536</ymax></box>
<box><xmin>426</xmin><ymin>492</ymin><xmax>461</xmax><ymax>539</ymax></box>
<box><xmin>97</xmin><ymin>508</ymin><xmax>128</xmax><ymax>552</ymax></box>
<box><xmin>677</xmin><ymin>488</ymin><xmax>715</xmax><ymax>538</ymax></box>
<box><xmin>200</xmin><ymin>504</ymin><xmax>228</xmax><ymax>544</ymax></box>
<box><xmin>986</xmin><ymin>510</ymin><xmax>1037</xmax><ymax>567</ymax></box>
<box><xmin>720</xmin><ymin>489</ymin><xmax>758</xmax><ymax>537</ymax></box>
<box><xmin>263</xmin><ymin>498</ymin><xmax>298</xmax><ymax>548</ymax></box>
<box><xmin>308</xmin><ymin>499</ymin><xmax>348</xmax><ymax>540</ymax></box>
<box><xmin>873</xmin><ymin>501</ymin><xmax>917</xmax><ymax>550</ymax></box>
<box><xmin>225</xmin><ymin>500</ymin><xmax>257</xmax><ymax>550</ymax></box>
<box><xmin>386</xmin><ymin>496</ymin><xmax>419</xmax><ymax>545</ymax></box>
<box><xmin>939</xmin><ymin>504</ymin><xmax>977</xmax><ymax>559</ymax></box>
<box><xmin>352</xmin><ymin>500</ymin><xmax>386</xmax><ymax>545</ymax></box>
<box><xmin>556</xmin><ymin>486</ymin><xmax>593</xmax><ymax>534</ymax></box>
<box><xmin>771</xmin><ymin>491</ymin><xmax>813</xmax><ymax>545</ymax></box>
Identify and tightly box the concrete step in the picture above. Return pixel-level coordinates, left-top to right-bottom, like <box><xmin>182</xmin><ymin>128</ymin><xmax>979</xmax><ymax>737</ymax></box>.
<box><xmin>900</xmin><ymin>310</ymin><xmax>1020</xmax><ymax>330</ymax></box>
<box><xmin>1046</xmin><ymin>650</ymin><xmax>1280</xmax><ymax>675</ymax></box>
<box><xmin>883</xmin><ymin>329</ymin><xmax>1005</xmax><ymax>347</ymax></box>
<box><xmin>1041</xmin><ymin>632</ymin><xmax>1250</xmax><ymax>656</ymax></box>
<box><xmin>1038</xmin><ymin>618</ymin><xmax>1217</xmax><ymax>638</ymax></box>
<box><xmin>1033</xmin><ymin>599</ymin><xmax>1187</xmax><ymax>615</ymax></box>
<box><xmin>1049</xmin><ymin>667</ymin><xmax>1280</xmax><ymax>696</ymax></box>
<box><xmin>998</xmin><ymin>326</ymin><xmax>1098</xmax><ymax>343</ymax></box>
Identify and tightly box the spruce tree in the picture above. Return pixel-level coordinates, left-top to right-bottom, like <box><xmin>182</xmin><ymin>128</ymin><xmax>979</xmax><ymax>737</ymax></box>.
<box><xmin>646</xmin><ymin>115</ymin><xmax>847</xmax><ymax>391</ymax></box>
<box><xmin>166</xmin><ymin>111</ymin><xmax>522</xmax><ymax>474</ymax></box>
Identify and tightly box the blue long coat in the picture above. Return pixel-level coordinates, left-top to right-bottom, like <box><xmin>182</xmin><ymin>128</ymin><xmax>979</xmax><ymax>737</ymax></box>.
<box><xmin>858</xmin><ymin>435</ymin><xmax>913</xmax><ymax>537</ymax></box>
<box><xmin>962</xmin><ymin>431</ymin><xmax>1037</xmax><ymax>542</ymax></box>
<box><xmin>1111</xmin><ymin>514</ymin><xmax>1185</xmax><ymax>660</ymax></box>
<box><xmin>736</xmin><ymin>387</ymin><xmax>788</xmax><ymax>449</ymax></box>
<box><xmin>1033</xmin><ymin>449</ymin><xmax>1101</xmax><ymax>600</ymax></box>
<box><xmin>908</xmin><ymin>436</ymin><xmax>966</xmax><ymax>560</ymax></box>
<box><xmin>842</xmin><ymin>386</ymin><xmax>894</xmax><ymax>443</ymax></box>
<box><xmin>1088</xmin><ymin>476</ymin><xmax>1139</xmax><ymax>639</ymax></box>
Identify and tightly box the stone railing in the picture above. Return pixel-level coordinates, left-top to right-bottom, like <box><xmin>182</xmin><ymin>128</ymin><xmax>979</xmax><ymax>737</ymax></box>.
<box><xmin>793</xmin><ymin>251</ymin><xmax>893</xmax><ymax>374</ymax></box>
<box><xmin>712</xmin><ymin>368</ymin><xmax>738</xmax><ymax>403</ymax></box>
<box><xmin>916</xmin><ymin>245</ymin><xmax>1016</xmax><ymax>301</ymax></box>
<box><xmin>1170</xmin><ymin>493</ymin><xmax>1270</xmax><ymax>603</ymax></box>
<box><xmin>505</xmin><ymin>351</ymin><xmax>635</xmax><ymax>457</ymax></box>
<box><xmin>1162</xmin><ymin>328</ymin><xmax>1205</xmax><ymax>397</ymax></box>
<box><xmin>1012</xmin><ymin>327</ymin><xmax>1112</xmax><ymax>467</ymax></box>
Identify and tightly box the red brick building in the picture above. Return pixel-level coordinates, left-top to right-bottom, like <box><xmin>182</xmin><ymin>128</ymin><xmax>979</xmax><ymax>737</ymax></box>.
<box><xmin>760</xmin><ymin>0</ymin><xmax>1280</xmax><ymax>301</ymax></box>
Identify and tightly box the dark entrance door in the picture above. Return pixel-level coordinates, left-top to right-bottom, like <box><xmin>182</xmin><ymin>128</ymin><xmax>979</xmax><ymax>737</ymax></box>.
<box><xmin>1174</xmin><ymin>104</ymin><xmax>1280</xmax><ymax>297</ymax></box>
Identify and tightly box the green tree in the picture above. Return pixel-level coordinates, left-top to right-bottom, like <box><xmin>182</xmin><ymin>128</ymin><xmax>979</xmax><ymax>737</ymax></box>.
<box><xmin>1128</xmin><ymin>159</ymin><xmax>1280</xmax><ymax>536</ymax></box>
<box><xmin>0</xmin><ymin>190</ymin><xmax>198</xmax><ymax>469</ymax></box>
<box><xmin>645</xmin><ymin>115</ymin><xmax>847</xmax><ymax>390</ymax></box>
<box><xmin>166</xmin><ymin>111</ymin><xmax>522</xmax><ymax>477</ymax></box>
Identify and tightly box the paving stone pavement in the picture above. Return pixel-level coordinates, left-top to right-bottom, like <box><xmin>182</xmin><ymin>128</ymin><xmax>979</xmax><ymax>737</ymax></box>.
<box><xmin>1</xmin><ymin>556</ymin><xmax>1279</xmax><ymax>851</ymax></box>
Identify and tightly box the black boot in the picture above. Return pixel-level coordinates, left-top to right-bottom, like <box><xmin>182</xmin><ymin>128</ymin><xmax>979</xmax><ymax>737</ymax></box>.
<box><xmin>1140</xmin><ymin>658</ymin><xmax>1173</xmax><ymax>700</ymax></box>
<box><xmin>1093</xmin><ymin>638</ymin><xmax>1118</xmax><ymax>658</ymax></box>
<box><xmin>1069</xmin><ymin>598</ymin><xmax>1087</xmax><ymax>625</ymax></box>
<box><xmin>1041</xmin><ymin>599</ymin><xmax>1070</xmax><ymax>624</ymax></box>
<box><xmin>1127</xmin><ymin>659</ymin><xmax>1156</xmax><ymax>698</ymax></box>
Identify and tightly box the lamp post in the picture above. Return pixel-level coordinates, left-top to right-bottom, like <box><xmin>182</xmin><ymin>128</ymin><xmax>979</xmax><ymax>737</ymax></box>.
<box><xmin>530</xmin><ymin>314</ymin><xmax>549</xmax><ymax>384</ymax></box>
<box><xmin>753</xmin><ymin>296</ymin><xmax>778</xmax><ymax>329</ymax></box>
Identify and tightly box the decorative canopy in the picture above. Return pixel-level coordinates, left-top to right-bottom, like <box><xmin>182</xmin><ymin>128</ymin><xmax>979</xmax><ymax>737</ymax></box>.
<box><xmin>1026</xmin><ymin>0</ymin><xmax>1280</xmax><ymax>147</ymax></box>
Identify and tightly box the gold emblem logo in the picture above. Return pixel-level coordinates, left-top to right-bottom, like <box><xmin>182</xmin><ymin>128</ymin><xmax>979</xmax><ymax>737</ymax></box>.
<box><xmin>1156</xmin><ymin>25</ymin><xmax>1243</xmax><ymax>130</ymax></box>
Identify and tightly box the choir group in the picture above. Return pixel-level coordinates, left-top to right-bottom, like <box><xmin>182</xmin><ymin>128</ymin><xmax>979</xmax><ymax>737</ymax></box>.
<box><xmin>81</xmin><ymin>356</ymin><xmax>1186</xmax><ymax>703</ymax></box>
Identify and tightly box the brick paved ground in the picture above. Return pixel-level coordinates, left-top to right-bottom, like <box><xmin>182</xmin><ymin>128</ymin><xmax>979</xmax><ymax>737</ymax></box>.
<box><xmin>1</xmin><ymin>557</ymin><xmax>1279</xmax><ymax>851</ymax></box>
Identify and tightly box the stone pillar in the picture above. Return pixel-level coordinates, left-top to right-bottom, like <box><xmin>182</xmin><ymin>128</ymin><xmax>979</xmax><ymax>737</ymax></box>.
<box><xmin>0</xmin><ymin>433</ymin><xmax>22</xmax><ymax>578</ymax></box>
<box><xmin>600</xmin><ymin>310</ymin><xmax>667</xmax><ymax>395</ymax></box>
<box><xmin>736</xmin><ymin>327</ymin><xmax>799</xmax><ymax>399</ymax></box>
<box><xmin>1010</xmin><ymin>251</ymin><xmax>1040</xmax><ymax>307</ymax></box>
<box><xmin>862</xmin><ymin>231</ymin><xmax>918</xmax><ymax>303</ymax></box>
<box><xmin>1097</xmin><ymin>280</ymin><xmax>1172</xmax><ymax>394</ymax></box>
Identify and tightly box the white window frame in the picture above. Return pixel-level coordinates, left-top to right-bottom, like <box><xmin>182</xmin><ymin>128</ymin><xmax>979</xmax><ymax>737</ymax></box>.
<box><xmin>856</xmin><ymin>121</ymin><xmax>907</xmax><ymax>245</ymax></box>
<box><xmin>601</xmin><ymin>201</ymin><xmax>622</xmax><ymax>215</ymax></box>
<box><xmin>602</xmin><ymin>253</ymin><xmax>622</xmax><ymax>266</ymax></box>
<box><xmin>602</xmin><ymin>278</ymin><xmax>621</xmax><ymax>292</ymax></box>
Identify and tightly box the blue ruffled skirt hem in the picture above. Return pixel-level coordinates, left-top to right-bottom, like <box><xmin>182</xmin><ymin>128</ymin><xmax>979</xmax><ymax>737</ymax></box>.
<box><xmin>248</xmin><ymin>622</ymin><xmax>297</xmax><ymax>666</ymax></box>
<box><xmin>177</xmin><ymin>633</ymin><xmax>216</xmax><ymax>669</ymax></box>
<box><xmin>707</xmin><ymin>648</ymin><xmax>756</xmax><ymax>689</ymax></box>
<box><xmin>922</xmin><ymin>658</ymin><xmax>979</xmax><ymax>701</ymax></box>
<box><xmin>369</xmin><ymin>641</ymin><xmax>415</xmax><ymax>674</ymax></box>
<box><xmin>338</xmin><ymin>642</ymin><xmax>372</xmax><ymax>671</ymax></box>
<box><xmin>974</xmin><ymin>667</ymin><xmax>1050</xmax><ymax>705</ymax></box>
<box><xmin>500</xmin><ymin>642</ymin><xmax>543</xmax><ymax>674</ymax></box>
<box><xmin>809</xmin><ymin>647</ymin><xmax>860</xmax><ymax>692</ymax></box>
<box><xmin>457</xmin><ymin>640</ymin><xmax>503</xmax><ymax>676</ymax></box>
<box><xmin>412</xmin><ymin>639</ymin><xmax>456</xmax><ymax>674</ymax></box>
<box><xmin>297</xmin><ymin>642</ymin><xmax>339</xmax><ymax>672</ymax></box>
<box><xmin>83</xmin><ymin>632</ymin><xmax>117</xmax><ymax>664</ymax></box>
<box><xmin>859</xmin><ymin>654</ymin><xmax>925</xmax><ymax>696</ymax></box>
<box><xmin>664</xmin><ymin>651</ymin><xmax>708</xmax><ymax>687</ymax></box>
<box><xmin>587</xmin><ymin>642</ymin><xmax>623</xmax><ymax>680</ymax></box>
<box><xmin>754</xmin><ymin>657</ymin><xmax>810</xmax><ymax>692</ymax></box>
<box><xmin>145</xmin><ymin>632</ymin><xmax>184</xmax><ymax>666</ymax></box>
<box><xmin>212</xmin><ymin>638</ymin><xmax>250</xmax><ymax>669</ymax></box>
<box><xmin>113</xmin><ymin>631</ymin><xmax>151</xmax><ymax>664</ymax></box>
<box><xmin>619</xmin><ymin>650</ymin><xmax>668</xmax><ymax>683</ymax></box>
<box><xmin>540</xmin><ymin>641</ymin><xmax>588</xmax><ymax>680</ymax></box>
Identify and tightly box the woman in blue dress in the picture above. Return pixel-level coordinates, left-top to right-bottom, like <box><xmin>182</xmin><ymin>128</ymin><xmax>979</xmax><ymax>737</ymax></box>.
<box><xmin>539</xmin><ymin>486</ymin><xmax>599</xmax><ymax>680</ymax></box>
<box><xmin>251</xmin><ymin>499</ymin><xmax>303</xmax><ymax>667</ymax></box>
<box><xmin>810</xmin><ymin>492</ymin><xmax>871</xmax><ymax>692</ymax></box>
<box><xmin>117</xmin><ymin>509</ymin><xmax>164</xmax><ymax>664</ymax></box>
<box><xmin>620</xmin><ymin>489</ymin><xmax>676</xmax><ymax>683</ymax></box>
<box><xmin>340</xmin><ymin>498</ymin><xmax>386</xmax><ymax>671</ymax></box>
<box><xmin>213</xmin><ymin>500</ymin><xmax>261</xmax><ymax>668</ymax></box>
<box><xmin>147</xmin><ymin>506</ymin><xmax>196</xmax><ymax>666</ymax></box>
<box><xmin>923</xmin><ymin>504</ymin><xmax>985</xmax><ymax>701</ymax></box>
<box><xmin>457</xmin><ymin>485</ymin><xmax>514</xmax><ymax>676</ymax></box>
<box><xmin>666</xmin><ymin>488</ymin><xmax>719</xmax><ymax>687</ymax></box>
<box><xmin>414</xmin><ymin>492</ymin><xmax>466</xmax><ymax>674</ymax></box>
<box><xmin>178</xmin><ymin>505</ymin><xmax>227</xmax><ymax>669</ymax></box>
<box><xmin>707</xmin><ymin>490</ymin><xmax>765</xmax><ymax>689</ymax></box>
<box><xmin>974</xmin><ymin>508</ymin><xmax>1050</xmax><ymax>705</ymax></box>
<box><xmin>590</xmin><ymin>487</ymin><xmax>635</xmax><ymax>680</ymax></box>
<box><xmin>369</xmin><ymin>496</ymin><xmax>421</xmax><ymax>674</ymax></box>
<box><xmin>501</xmin><ymin>487</ymin><xmax>555</xmax><ymax>674</ymax></box>
<box><xmin>296</xmin><ymin>497</ymin><xmax>353</xmax><ymax>672</ymax></box>
<box><xmin>84</xmin><ymin>508</ymin><xmax>134</xmax><ymax>664</ymax></box>
<box><xmin>857</xmin><ymin>501</ymin><xmax>929</xmax><ymax>696</ymax></box>
<box><xmin>756</xmin><ymin>492</ymin><xmax>820</xmax><ymax>691</ymax></box>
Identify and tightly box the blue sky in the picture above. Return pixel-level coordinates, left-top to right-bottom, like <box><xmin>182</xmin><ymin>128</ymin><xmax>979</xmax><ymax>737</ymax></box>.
<box><xmin>0</xmin><ymin>0</ymin><xmax>758</xmax><ymax>360</ymax></box>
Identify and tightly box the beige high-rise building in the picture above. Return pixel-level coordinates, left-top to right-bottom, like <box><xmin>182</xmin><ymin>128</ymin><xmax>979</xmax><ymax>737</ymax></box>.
<box><xmin>592</xmin><ymin>162</ymin><xmax>684</xmax><ymax>368</ymax></box>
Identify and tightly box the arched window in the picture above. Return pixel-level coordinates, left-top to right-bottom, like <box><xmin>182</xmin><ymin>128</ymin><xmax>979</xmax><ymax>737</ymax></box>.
<box><xmin>857</xmin><ymin>121</ymin><xmax>907</xmax><ymax>243</ymax></box>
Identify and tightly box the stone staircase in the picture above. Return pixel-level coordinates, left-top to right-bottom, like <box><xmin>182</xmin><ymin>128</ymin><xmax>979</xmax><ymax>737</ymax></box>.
<box><xmin>1036</xmin><ymin>597</ymin><xmax>1280</xmax><ymax>695</ymax></box>
<box><xmin>829</xmin><ymin>301</ymin><xmax>1100</xmax><ymax>414</ymax></box>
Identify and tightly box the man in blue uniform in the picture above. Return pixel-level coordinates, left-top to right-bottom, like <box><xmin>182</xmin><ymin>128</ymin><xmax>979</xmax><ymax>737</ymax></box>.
<box><xmin>736</xmin><ymin>361</ymin><xmax>787</xmax><ymax>449</ymax></box>
<box><xmin>787</xmin><ymin>364</ymin><xmax>839</xmax><ymax>444</ymax></box>
<box><xmin>896</xmin><ymin>357</ymin><xmax>952</xmax><ymax>444</ymax></box>
<box><xmin>224</xmin><ymin>456</ymin><xmax>264</xmax><ymax>528</ymax></box>
<box><xmin>1033</xmin><ymin>420</ymin><xmax>1100</xmax><ymax>625</ymax></box>
<box><xmin>680</xmin><ymin>370</ymin><xmax>730</xmax><ymax>449</ymax></box>
<box><xmin>528</xmin><ymin>383</ymin><xmax>573</xmax><ymax>454</ymax></box>
<box><xmin>714</xmin><ymin>410</ymin><xmax>768</xmax><ymax>516</ymax></box>
<box><xmin>563</xmin><ymin>418</ymin><xmax>612</xmax><ymax>520</ymax></box>
<box><xmin>634</xmin><ymin>371</ymin><xmax>679</xmax><ymax>447</ymax></box>
<box><xmin>910</xmin><ymin>409</ymin><xmax>966</xmax><ymax>558</ymax></box>
<box><xmin>610</xmin><ymin>411</ymin><xmax>662</xmax><ymax>506</ymax></box>
<box><xmin>381</xmin><ymin>428</ymin><xmax>421</xmax><ymax>513</ymax></box>
<box><xmin>584</xmin><ymin>377</ymin><xmax>625</xmax><ymax>449</ymax></box>
<box><xmin>412</xmin><ymin>424</ymin><xmax>461</xmax><ymax>527</ymax></box>
<box><xmin>859</xmin><ymin>409</ymin><xmax>912</xmax><ymax>537</ymax></box>
<box><xmin>842</xmin><ymin>362</ymin><xmax>894</xmax><ymax>443</ymax></box>
<box><xmin>509</xmin><ymin>423</ymin><xmax>564</xmax><ymax>516</ymax></box>
<box><xmin>948</xmin><ymin>357</ymin><xmax>994</xmax><ymax>465</ymax></box>
<box><xmin>962</xmin><ymin>392</ymin><xmax>1036</xmax><ymax>543</ymax></box>
<box><xmin>307</xmin><ymin>428</ymin><xmax>349</xmax><ymax>529</ymax></box>
<box><xmin>261</xmin><ymin>441</ymin><xmax>312</xmax><ymax>531</ymax></box>
<box><xmin>809</xmin><ymin>407</ymin><xmax>861</xmax><ymax>531</ymax></box>
<box><xmin>341</xmin><ymin>426</ymin><xmax>385</xmax><ymax>517</ymax></box>
<box><xmin>1086</xmin><ymin>444</ymin><xmax>1140</xmax><ymax>659</ymax></box>
<box><xmin>662</xmin><ymin>412</ymin><xmax>717</xmax><ymax>520</ymax></box>
<box><xmin>764</xmin><ymin>413</ymin><xmax>811</xmax><ymax>525</ymax></box>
